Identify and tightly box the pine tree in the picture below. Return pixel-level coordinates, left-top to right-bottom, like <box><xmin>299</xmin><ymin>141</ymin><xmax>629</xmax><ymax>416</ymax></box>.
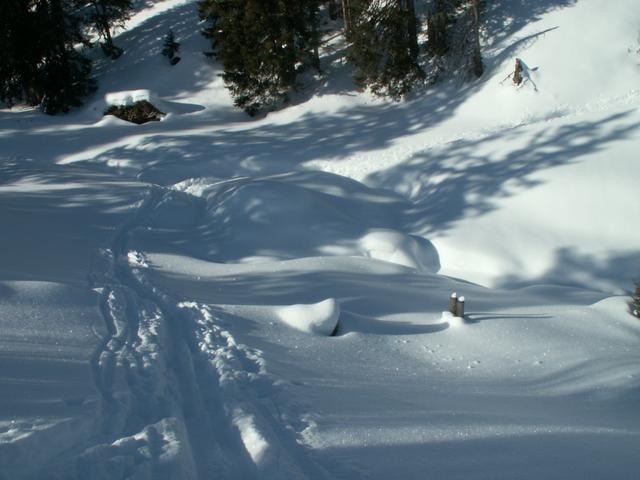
<box><xmin>427</xmin><ymin>0</ymin><xmax>449</xmax><ymax>57</ymax></box>
<box><xmin>199</xmin><ymin>0</ymin><xmax>321</xmax><ymax>115</ymax></box>
<box><xmin>348</xmin><ymin>0</ymin><xmax>424</xmax><ymax>99</ymax></box>
<box><xmin>38</xmin><ymin>0</ymin><xmax>96</xmax><ymax>113</ymax></box>
<box><xmin>327</xmin><ymin>0</ymin><xmax>339</xmax><ymax>20</ymax></box>
<box><xmin>0</xmin><ymin>0</ymin><xmax>44</xmax><ymax>106</ymax></box>
<box><xmin>87</xmin><ymin>0</ymin><xmax>133</xmax><ymax>59</ymax></box>
<box><xmin>0</xmin><ymin>0</ymin><xmax>95</xmax><ymax>113</ymax></box>
<box><xmin>161</xmin><ymin>30</ymin><xmax>181</xmax><ymax>65</ymax></box>
<box><xmin>341</xmin><ymin>0</ymin><xmax>354</xmax><ymax>38</ymax></box>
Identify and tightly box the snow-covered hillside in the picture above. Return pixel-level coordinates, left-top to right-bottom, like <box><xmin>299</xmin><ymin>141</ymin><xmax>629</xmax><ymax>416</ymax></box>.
<box><xmin>1</xmin><ymin>0</ymin><xmax>640</xmax><ymax>478</ymax></box>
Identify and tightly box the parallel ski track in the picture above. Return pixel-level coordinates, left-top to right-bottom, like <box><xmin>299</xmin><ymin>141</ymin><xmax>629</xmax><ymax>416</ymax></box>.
<box><xmin>86</xmin><ymin>185</ymin><xmax>331</xmax><ymax>479</ymax></box>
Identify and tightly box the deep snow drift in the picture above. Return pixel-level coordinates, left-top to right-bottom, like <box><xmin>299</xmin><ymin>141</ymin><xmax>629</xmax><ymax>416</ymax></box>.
<box><xmin>1</xmin><ymin>0</ymin><xmax>640</xmax><ymax>479</ymax></box>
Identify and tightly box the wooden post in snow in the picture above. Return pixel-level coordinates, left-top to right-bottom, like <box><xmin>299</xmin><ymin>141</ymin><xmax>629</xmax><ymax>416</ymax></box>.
<box><xmin>455</xmin><ymin>296</ymin><xmax>465</xmax><ymax>318</ymax></box>
<box><xmin>449</xmin><ymin>292</ymin><xmax>458</xmax><ymax>314</ymax></box>
<box><xmin>513</xmin><ymin>58</ymin><xmax>523</xmax><ymax>86</ymax></box>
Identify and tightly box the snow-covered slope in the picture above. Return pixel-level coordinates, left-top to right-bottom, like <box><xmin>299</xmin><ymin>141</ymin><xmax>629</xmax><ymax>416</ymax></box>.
<box><xmin>1</xmin><ymin>0</ymin><xmax>639</xmax><ymax>478</ymax></box>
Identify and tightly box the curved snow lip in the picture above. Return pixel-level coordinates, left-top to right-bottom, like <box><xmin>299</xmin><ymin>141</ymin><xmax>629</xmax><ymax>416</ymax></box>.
<box><xmin>360</xmin><ymin>228</ymin><xmax>440</xmax><ymax>273</ymax></box>
<box><xmin>276</xmin><ymin>298</ymin><xmax>340</xmax><ymax>336</ymax></box>
<box><xmin>169</xmin><ymin>173</ymin><xmax>442</xmax><ymax>271</ymax></box>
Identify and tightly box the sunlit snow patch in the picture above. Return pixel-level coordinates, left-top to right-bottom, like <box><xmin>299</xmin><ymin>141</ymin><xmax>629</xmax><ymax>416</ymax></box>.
<box><xmin>276</xmin><ymin>298</ymin><xmax>340</xmax><ymax>336</ymax></box>
<box><xmin>360</xmin><ymin>228</ymin><xmax>440</xmax><ymax>272</ymax></box>
<box><xmin>105</xmin><ymin>89</ymin><xmax>152</xmax><ymax>107</ymax></box>
<box><xmin>232</xmin><ymin>409</ymin><xmax>272</xmax><ymax>468</ymax></box>
<box><xmin>127</xmin><ymin>250</ymin><xmax>148</xmax><ymax>268</ymax></box>
<box><xmin>441</xmin><ymin>310</ymin><xmax>465</xmax><ymax>328</ymax></box>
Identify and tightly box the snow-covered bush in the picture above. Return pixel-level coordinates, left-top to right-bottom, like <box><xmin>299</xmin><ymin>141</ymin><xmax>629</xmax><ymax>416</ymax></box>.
<box><xmin>104</xmin><ymin>100</ymin><xmax>165</xmax><ymax>124</ymax></box>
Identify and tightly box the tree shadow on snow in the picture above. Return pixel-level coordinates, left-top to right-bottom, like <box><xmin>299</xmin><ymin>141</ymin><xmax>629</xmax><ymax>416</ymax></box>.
<box><xmin>366</xmin><ymin>109</ymin><xmax>640</xmax><ymax>236</ymax></box>
<box><xmin>91</xmin><ymin>1</ymin><xmax>216</xmax><ymax>102</ymax></box>
<box><xmin>310</xmin><ymin>429</ymin><xmax>639</xmax><ymax>480</ymax></box>
<box><xmin>497</xmin><ymin>248</ymin><xmax>640</xmax><ymax>294</ymax></box>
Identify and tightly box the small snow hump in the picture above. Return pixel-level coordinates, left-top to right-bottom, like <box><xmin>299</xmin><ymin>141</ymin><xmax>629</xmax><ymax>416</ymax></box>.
<box><xmin>276</xmin><ymin>298</ymin><xmax>340</xmax><ymax>336</ymax></box>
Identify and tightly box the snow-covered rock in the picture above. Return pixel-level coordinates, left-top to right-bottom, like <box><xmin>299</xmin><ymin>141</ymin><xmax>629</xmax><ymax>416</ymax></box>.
<box><xmin>105</xmin><ymin>89</ymin><xmax>152</xmax><ymax>107</ymax></box>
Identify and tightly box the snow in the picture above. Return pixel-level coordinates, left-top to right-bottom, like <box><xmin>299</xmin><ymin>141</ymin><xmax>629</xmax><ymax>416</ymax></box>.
<box><xmin>104</xmin><ymin>89</ymin><xmax>152</xmax><ymax>107</ymax></box>
<box><xmin>0</xmin><ymin>281</ymin><xmax>105</xmax><ymax>471</ymax></box>
<box><xmin>276</xmin><ymin>298</ymin><xmax>340</xmax><ymax>336</ymax></box>
<box><xmin>232</xmin><ymin>409</ymin><xmax>272</xmax><ymax>467</ymax></box>
<box><xmin>1</xmin><ymin>0</ymin><xmax>640</xmax><ymax>478</ymax></box>
<box><xmin>360</xmin><ymin>229</ymin><xmax>439</xmax><ymax>271</ymax></box>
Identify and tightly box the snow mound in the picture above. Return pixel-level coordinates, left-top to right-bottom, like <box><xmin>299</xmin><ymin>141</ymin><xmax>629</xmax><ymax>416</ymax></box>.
<box><xmin>105</xmin><ymin>89</ymin><xmax>152</xmax><ymax>107</ymax></box>
<box><xmin>78</xmin><ymin>417</ymin><xmax>197</xmax><ymax>479</ymax></box>
<box><xmin>168</xmin><ymin>172</ymin><xmax>437</xmax><ymax>268</ymax></box>
<box><xmin>360</xmin><ymin>229</ymin><xmax>439</xmax><ymax>272</ymax></box>
<box><xmin>440</xmin><ymin>310</ymin><xmax>465</xmax><ymax>329</ymax></box>
<box><xmin>276</xmin><ymin>298</ymin><xmax>340</xmax><ymax>336</ymax></box>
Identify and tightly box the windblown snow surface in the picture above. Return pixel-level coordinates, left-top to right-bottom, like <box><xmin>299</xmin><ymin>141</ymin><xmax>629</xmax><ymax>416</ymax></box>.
<box><xmin>1</xmin><ymin>0</ymin><xmax>640</xmax><ymax>478</ymax></box>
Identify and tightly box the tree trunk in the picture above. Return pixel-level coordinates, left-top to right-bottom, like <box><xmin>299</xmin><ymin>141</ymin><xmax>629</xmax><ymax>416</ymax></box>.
<box><xmin>471</xmin><ymin>0</ymin><xmax>483</xmax><ymax>77</ymax></box>
<box><xmin>427</xmin><ymin>0</ymin><xmax>448</xmax><ymax>56</ymax></box>
<box><xmin>341</xmin><ymin>0</ymin><xmax>352</xmax><ymax>40</ymax></box>
<box><xmin>311</xmin><ymin>4</ymin><xmax>321</xmax><ymax>71</ymax></box>
<box><xmin>91</xmin><ymin>0</ymin><xmax>119</xmax><ymax>58</ymax></box>
<box><xmin>327</xmin><ymin>0</ymin><xmax>339</xmax><ymax>20</ymax></box>
<box><xmin>403</xmin><ymin>0</ymin><xmax>419</xmax><ymax>60</ymax></box>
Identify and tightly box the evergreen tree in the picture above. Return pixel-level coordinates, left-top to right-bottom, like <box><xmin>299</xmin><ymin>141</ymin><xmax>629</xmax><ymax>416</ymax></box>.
<box><xmin>39</xmin><ymin>0</ymin><xmax>96</xmax><ymax>113</ymax></box>
<box><xmin>291</xmin><ymin>0</ymin><xmax>322</xmax><ymax>72</ymax></box>
<box><xmin>0</xmin><ymin>0</ymin><xmax>44</xmax><ymax>106</ymax></box>
<box><xmin>348</xmin><ymin>0</ymin><xmax>424</xmax><ymax>99</ymax></box>
<box><xmin>427</xmin><ymin>0</ymin><xmax>449</xmax><ymax>57</ymax></box>
<box><xmin>162</xmin><ymin>30</ymin><xmax>181</xmax><ymax>65</ymax></box>
<box><xmin>341</xmin><ymin>0</ymin><xmax>354</xmax><ymax>38</ymax></box>
<box><xmin>326</xmin><ymin>0</ymin><xmax>339</xmax><ymax>20</ymax></box>
<box><xmin>0</xmin><ymin>0</ymin><xmax>95</xmax><ymax>113</ymax></box>
<box><xmin>199</xmin><ymin>0</ymin><xmax>321</xmax><ymax>115</ymax></box>
<box><xmin>87</xmin><ymin>0</ymin><xmax>133</xmax><ymax>58</ymax></box>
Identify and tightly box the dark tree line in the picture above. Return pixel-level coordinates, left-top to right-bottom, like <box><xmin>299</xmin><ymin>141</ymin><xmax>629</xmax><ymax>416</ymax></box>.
<box><xmin>0</xmin><ymin>0</ymin><xmax>132</xmax><ymax>114</ymax></box>
<box><xmin>200</xmin><ymin>0</ymin><xmax>485</xmax><ymax>115</ymax></box>
<box><xmin>199</xmin><ymin>0</ymin><xmax>322</xmax><ymax>116</ymax></box>
<box><xmin>347</xmin><ymin>0</ymin><xmax>423</xmax><ymax>100</ymax></box>
<box><xmin>88</xmin><ymin>0</ymin><xmax>134</xmax><ymax>59</ymax></box>
<box><xmin>1</xmin><ymin>0</ymin><xmax>486</xmax><ymax>116</ymax></box>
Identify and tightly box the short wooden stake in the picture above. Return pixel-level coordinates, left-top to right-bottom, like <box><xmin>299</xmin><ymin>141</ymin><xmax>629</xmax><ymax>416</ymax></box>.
<box><xmin>513</xmin><ymin>58</ymin><xmax>523</xmax><ymax>86</ymax></box>
<box><xmin>448</xmin><ymin>292</ymin><xmax>458</xmax><ymax>314</ymax></box>
<box><xmin>455</xmin><ymin>296</ymin><xmax>465</xmax><ymax>318</ymax></box>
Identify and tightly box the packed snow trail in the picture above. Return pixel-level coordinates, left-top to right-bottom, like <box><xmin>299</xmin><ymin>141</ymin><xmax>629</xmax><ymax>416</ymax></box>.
<box><xmin>120</xmin><ymin>172</ymin><xmax>640</xmax><ymax>480</ymax></box>
<box><xmin>83</xmin><ymin>185</ymin><xmax>332</xmax><ymax>480</ymax></box>
<box><xmin>2</xmin><ymin>0</ymin><xmax>640</xmax><ymax>478</ymax></box>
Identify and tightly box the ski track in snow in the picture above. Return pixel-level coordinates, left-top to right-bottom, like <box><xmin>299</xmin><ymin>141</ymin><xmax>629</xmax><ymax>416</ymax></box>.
<box><xmin>81</xmin><ymin>185</ymin><xmax>329</xmax><ymax>479</ymax></box>
<box><xmin>3</xmin><ymin>1</ymin><xmax>640</xmax><ymax>478</ymax></box>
